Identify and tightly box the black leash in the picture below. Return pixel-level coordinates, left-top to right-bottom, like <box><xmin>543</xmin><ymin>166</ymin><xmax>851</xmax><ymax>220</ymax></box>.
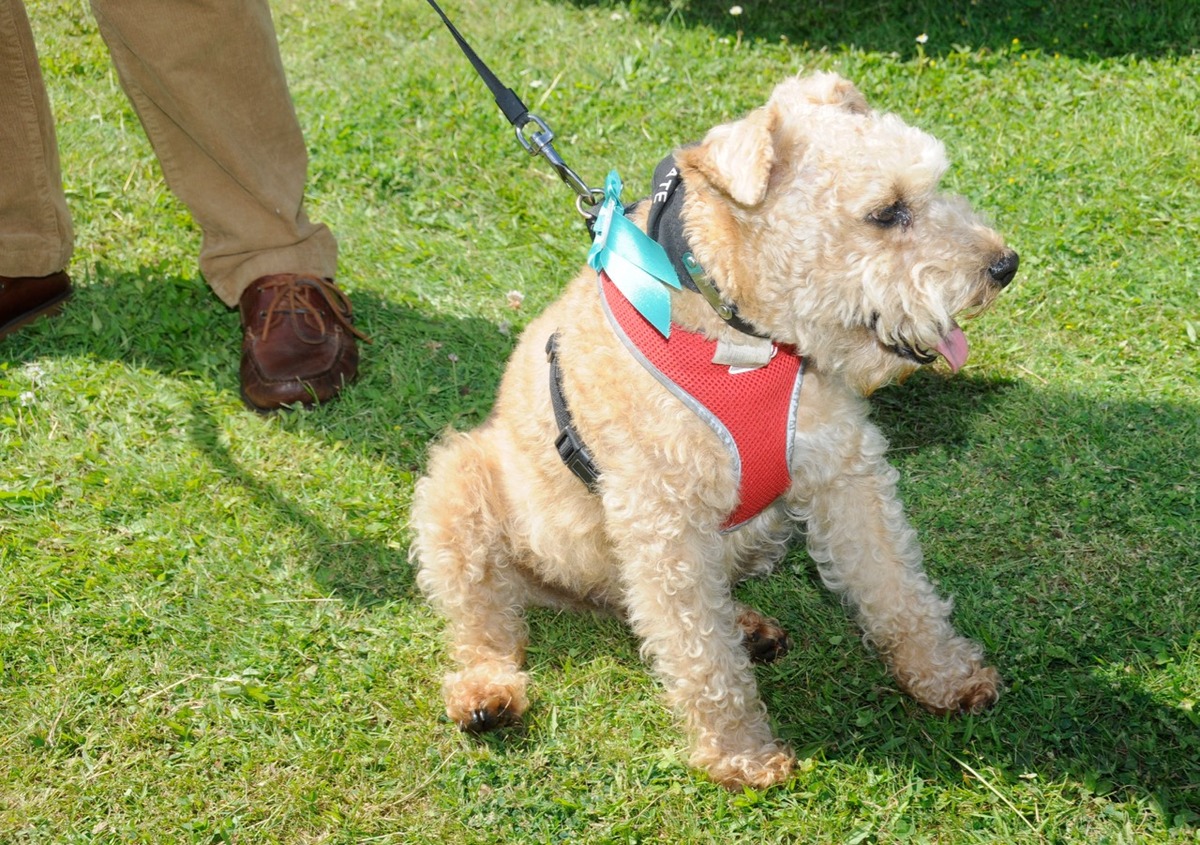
<box><xmin>426</xmin><ymin>0</ymin><xmax>606</xmax><ymax>490</ymax></box>
<box><xmin>424</xmin><ymin>0</ymin><xmax>602</xmax><ymax>217</ymax></box>
<box><xmin>425</xmin><ymin>1</ymin><xmax>770</xmax><ymax>494</ymax></box>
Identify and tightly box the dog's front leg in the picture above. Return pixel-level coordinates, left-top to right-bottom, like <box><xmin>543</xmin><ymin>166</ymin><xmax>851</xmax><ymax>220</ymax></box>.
<box><xmin>794</xmin><ymin>422</ymin><xmax>1000</xmax><ymax>715</ymax></box>
<box><xmin>615</xmin><ymin>530</ymin><xmax>795</xmax><ymax>789</ymax></box>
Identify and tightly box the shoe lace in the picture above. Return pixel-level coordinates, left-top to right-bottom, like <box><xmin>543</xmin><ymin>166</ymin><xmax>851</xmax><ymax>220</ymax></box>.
<box><xmin>258</xmin><ymin>276</ymin><xmax>371</xmax><ymax>344</ymax></box>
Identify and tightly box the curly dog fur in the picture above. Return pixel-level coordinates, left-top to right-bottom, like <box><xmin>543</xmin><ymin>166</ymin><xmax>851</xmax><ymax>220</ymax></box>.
<box><xmin>412</xmin><ymin>71</ymin><xmax>1017</xmax><ymax>789</ymax></box>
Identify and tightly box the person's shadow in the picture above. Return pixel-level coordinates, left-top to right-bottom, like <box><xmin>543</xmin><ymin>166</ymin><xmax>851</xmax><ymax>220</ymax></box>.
<box><xmin>5</xmin><ymin>262</ymin><xmax>512</xmax><ymax>606</ymax></box>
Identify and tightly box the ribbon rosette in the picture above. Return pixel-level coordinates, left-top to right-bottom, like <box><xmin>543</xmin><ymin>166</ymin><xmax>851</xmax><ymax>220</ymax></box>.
<box><xmin>587</xmin><ymin>170</ymin><xmax>681</xmax><ymax>337</ymax></box>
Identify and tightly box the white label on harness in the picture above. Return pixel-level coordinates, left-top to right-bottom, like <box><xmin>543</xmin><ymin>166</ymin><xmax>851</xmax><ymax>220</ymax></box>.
<box><xmin>712</xmin><ymin>337</ymin><xmax>777</xmax><ymax>372</ymax></box>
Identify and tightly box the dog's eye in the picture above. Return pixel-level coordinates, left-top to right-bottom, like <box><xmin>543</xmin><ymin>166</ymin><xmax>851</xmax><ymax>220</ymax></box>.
<box><xmin>868</xmin><ymin>202</ymin><xmax>912</xmax><ymax>230</ymax></box>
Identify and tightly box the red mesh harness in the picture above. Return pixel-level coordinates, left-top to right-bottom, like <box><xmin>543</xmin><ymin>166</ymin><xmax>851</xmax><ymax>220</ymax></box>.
<box><xmin>598</xmin><ymin>272</ymin><xmax>804</xmax><ymax>530</ymax></box>
<box><xmin>546</xmin><ymin>154</ymin><xmax>804</xmax><ymax>530</ymax></box>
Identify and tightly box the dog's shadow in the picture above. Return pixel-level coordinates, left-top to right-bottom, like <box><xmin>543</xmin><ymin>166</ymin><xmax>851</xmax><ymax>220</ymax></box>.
<box><xmin>751</xmin><ymin>371</ymin><xmax>1200</xmax><ymax>815</ymax></box>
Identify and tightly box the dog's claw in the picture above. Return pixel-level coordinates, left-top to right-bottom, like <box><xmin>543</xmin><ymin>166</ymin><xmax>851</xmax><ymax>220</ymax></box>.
<box><xmin>955</xmin><ymin>669</ymin><xmax>1001</xmax><ymax>715</ymax></box>
<box><xmin>464</xmin><ymin>704</ymin><xmax>511</xmax><ymax>734</ymax></box>
<box><xmin>468</xmin><ymin>708</ymin><xmax>496</xmax><ymax>733</ymax></box>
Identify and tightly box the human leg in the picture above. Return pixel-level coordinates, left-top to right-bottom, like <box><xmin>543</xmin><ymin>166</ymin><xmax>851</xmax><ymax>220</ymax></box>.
<box><xmin>89</xmin><ymin>0</ymin><xmax>362</xmax><ymax>409</ymax></box>
<box><xmin>88</xmin><ymin>0</ymin><xmax>335</xmax><ymax>303</ymax></box>
<box><xmin>0</xmin><ymin>0</ymin><xmax>74</xmax><ymax>336</ymax></box>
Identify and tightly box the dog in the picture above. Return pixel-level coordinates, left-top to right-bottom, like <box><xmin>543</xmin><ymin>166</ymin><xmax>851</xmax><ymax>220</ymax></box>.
<box><xmin>411</xmin><ymin>71</ymin><xmax>1017</xmax><ymax>789</ymax></box>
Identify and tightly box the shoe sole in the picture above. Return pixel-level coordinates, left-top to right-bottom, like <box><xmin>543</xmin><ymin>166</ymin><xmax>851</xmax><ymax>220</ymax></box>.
<box><xmin>240</xmin><ymin>386</ymin><xmax>315</xmax><ymax>414</ymax></box>
<box><xmin>239</xmin><ymin>380</ymin><xmax>333</xmax><ymax>414</ymax></box>
<box><xmin>0</xmin><ymin>289</ymin><xmax>73</xmax><ymax>339</ymax></box>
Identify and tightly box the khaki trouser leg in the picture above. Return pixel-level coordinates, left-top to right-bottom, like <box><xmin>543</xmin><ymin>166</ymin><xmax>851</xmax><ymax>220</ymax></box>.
<box><xmin>89</xmin><ymin>0</ymin><xmax>337</xmax><ymax>305</ymax></box>
<box><xmin>0</xmin><ymin>0</ymin><xmax>74</xmax><ymax>277</ymax></box>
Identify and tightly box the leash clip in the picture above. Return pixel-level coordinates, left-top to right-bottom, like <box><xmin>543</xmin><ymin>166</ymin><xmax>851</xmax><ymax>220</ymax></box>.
<box><xmin>517</xmin><ymin>114</ymin><xmax>603</xmax><ymax>217</ymax></box>
<box><xmin>425</xmin><ymin>0</ymin><xmax>602</xmax><ymax>221</ymax></box>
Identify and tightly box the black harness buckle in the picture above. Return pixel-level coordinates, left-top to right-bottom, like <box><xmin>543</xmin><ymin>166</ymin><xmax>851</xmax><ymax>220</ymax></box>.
<box><xmin>554</xmin><ymin>427</ymin><xmax>600</xmax><ymax>490</ymax></box>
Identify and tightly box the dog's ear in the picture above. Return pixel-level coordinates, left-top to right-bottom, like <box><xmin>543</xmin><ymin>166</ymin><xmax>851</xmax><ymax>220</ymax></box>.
<box><xmin>676</xmin><ymin>104</ymin><xmax>778</xmax><ymax>207</ymax></box>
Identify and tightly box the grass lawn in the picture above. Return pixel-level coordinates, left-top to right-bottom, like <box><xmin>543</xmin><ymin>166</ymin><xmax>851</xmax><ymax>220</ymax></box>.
<box><xmin>2</xmin><ymin>0</ymin><xmax>1198</xmax><ymax>842</ymax></box>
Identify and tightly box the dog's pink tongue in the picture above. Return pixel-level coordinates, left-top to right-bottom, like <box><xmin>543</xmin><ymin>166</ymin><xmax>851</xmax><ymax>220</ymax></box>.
<box><xmin>936</xmin><ymin>324</ymin><xmax>969</xmax><ymax>373</ymax></box>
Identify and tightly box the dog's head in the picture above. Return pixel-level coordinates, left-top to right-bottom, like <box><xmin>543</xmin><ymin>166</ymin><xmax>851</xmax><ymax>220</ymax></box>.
<box><xmin>676</xmin><ymin>71</ymin><xmax>1018</xmax><ymax>393</ymax></box>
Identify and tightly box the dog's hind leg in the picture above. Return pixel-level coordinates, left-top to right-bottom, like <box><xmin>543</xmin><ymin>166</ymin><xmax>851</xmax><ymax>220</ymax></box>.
<box><xmin>793</xmin><ymin>422</ymin><xmax>1000</xmax><ymax>715</ymax></box>
<box><xmin>412</xmin><ymin>430</ymin><xmax>531</xmax><ymax>732</ymax></box>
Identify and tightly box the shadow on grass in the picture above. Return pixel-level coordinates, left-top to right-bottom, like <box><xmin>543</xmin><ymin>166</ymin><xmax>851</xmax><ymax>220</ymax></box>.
<box><xmin>7</xmin><ymin>264</ymin><xmax>1199</xmax><ymax>817</ymax></box>
<box><xmin>5</xmin><ymin>263</ymin><xmax>510</xmax><ymax>607</ymax></box>
<box><xmin>763</xmin><ymin>372</ymin><xmax>1200</xmax><ymax>817</ymax></box>
<box><xmin>565</xmin><ymin>0</ymin><xmax>1200</xmax><ymax>59</ymax></box>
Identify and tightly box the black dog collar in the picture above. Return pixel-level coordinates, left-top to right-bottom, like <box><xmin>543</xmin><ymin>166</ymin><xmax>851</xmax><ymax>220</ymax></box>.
<box><xmin>645</xmin><ymin>152</ymin><xmax>768</xmax><ymax>339</ymax></box>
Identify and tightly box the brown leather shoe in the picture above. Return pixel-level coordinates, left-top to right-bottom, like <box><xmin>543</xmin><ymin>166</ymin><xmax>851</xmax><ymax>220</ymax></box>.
<box><xmin>239</xmin><ymin>274</ymin><xmax>369</xmax><ymax>412</ymax></box>
<box><xmin>0</xmin><ymin>271</ymin><xmax>72</xmax><ymax>338</ymax></box>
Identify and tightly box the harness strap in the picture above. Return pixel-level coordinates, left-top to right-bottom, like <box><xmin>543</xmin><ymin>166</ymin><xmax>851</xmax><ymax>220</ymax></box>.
<box><xmin>546</xmin><ymin>333</ymin><xmax>601</xmax><ymax>491</ymax></box>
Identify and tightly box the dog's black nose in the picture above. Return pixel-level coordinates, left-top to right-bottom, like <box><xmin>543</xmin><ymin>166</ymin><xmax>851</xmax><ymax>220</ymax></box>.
<box><xmin>988</xmin><ymin>250</ymin><xmax>1019</xmax><ymax>288</ymax></box>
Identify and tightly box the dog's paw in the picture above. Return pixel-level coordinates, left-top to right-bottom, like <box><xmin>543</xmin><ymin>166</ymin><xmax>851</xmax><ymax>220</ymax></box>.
<box><xmin>736</xmin><ymin>605</ymin><xmax>792</xmax><ymax>664</ymax></box>
<box><xmin>443</xmin><ymin>666</ymin><xmax>529</xmax><ymax>733</ymax></box>
<box><xmin>947</xmin><ymin>666</ymin><xmax>1001</xmax><ymax>715</ymax></box>
<box><xmin>702</xmin><ymin>745</ymin><xmax>796</xmax><ymax>790</ymax></box>
<box><xmin>915</xmin><ymin>665</ymin><xmax>1001</xmax><ymax>716</ymax></box>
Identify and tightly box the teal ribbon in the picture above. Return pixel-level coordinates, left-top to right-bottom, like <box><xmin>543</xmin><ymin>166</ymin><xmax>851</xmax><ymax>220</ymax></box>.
<box><xmin>587</xmin><ymin>170</ymin><xmax>681</xmax><ymax>337</ymax></box>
